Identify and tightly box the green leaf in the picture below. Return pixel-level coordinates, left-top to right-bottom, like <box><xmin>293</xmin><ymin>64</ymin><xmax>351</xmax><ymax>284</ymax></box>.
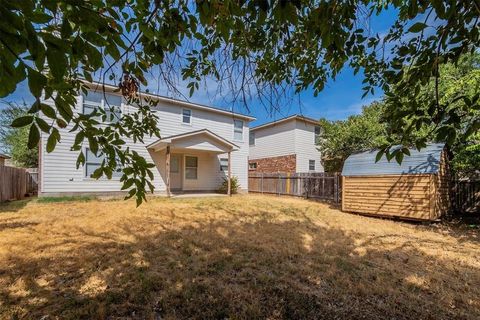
<box><xmin>27</xmin><ymin>68</ymin><xmax>47</xmax><ymax>98</ymax></box>
<box><xmin>395</xmin><ymin>151</ymin><xmax>404</xmax><ymax>164</ymax></box>
<box><xmin>40</xmin><ymin>103</ymin><xmax>56</xmax><ymax>119</ymax></box>
<box><xmin>36</xmin><ymin>117</ymin><xmax>51</xmax><ymax>133</ymax></box>
<box><xmin>56</xmin><ymin>119</ymin><xmax>67</xmax><ymax>128</ymax></box>
<box><xmin>121</xmin><ymin>179</ymin><xmax>134</xmax><ymax>190</ymax></box>
<box><xmin>375</xmin><ymin>150</ymin><xmax>384</xmax><ymax>163</ymax></box>
<box><xmin>28</xmin><ymin>124</ymin><xmax>40</xmax><ymax>149</ymax></box>
<box><xmin>11</xmin><ymin>115</ymin><xmax>34</xmax><ymax>128</ymax></box>
<box><xmin>408</xmin><ymin>22</ymin><xmax>427</xmax><ymax>33</ymax></box>
<box><xmin>87</xmin><ymin>136</ymin><xmax>98</xmax><ymax>155</ymax></box>
<box><xmin>76</xmin><ymin>151</ymin><xmax>85</xmax><ymax>168</ymax></box>
<box><xmin>74</xmin><ymin>131</ymin><xmax>85</xmax><ymax>146</ymax></box>
<box><xmin>91</xmin><ymin>167</ymin><xmax>103</xmax><ymax>179</ymax></box>
<box><xmin>46</xmin><ymin>132</ymin><xmax>57</xmax><ymax>153</ymax></box>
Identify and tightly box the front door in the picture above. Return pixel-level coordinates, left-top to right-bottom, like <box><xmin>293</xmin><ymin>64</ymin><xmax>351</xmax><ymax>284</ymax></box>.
<box><xmin>170</xmin><ymin>154</ymin><xmax>182</xmax><ymax>191</ymax></box>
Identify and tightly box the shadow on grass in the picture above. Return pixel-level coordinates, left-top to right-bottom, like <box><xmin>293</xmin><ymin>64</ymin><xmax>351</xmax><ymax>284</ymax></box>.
<box><xmin>0</xmin><ymin>214</ymin><xmax>478</xmax><ymax>319</ymax></box>
<box><xmin>0</xmin><ymin>198</ymin><xmax>33</xmax><ymax>213</ymax></box>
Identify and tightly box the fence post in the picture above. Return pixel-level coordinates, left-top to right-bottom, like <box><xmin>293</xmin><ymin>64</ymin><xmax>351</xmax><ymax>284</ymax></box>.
<box><xmin>322</xmin><ymin>175</ymin><xmax>325</xmax><ymax>199</ymax></box>
<box><xmin>277</xmin><ymin>173</ymin><xmax>281</xmax><ymax>196</ymax></box>
<box><xmin>333</xmin><ymin>173</ymin><xmax>338</xmax><ymax>203</ymax></box>
<box><xmin>261</xmin><ymin>172</ymin><xmax>264</xmax><ymax>194</ymax></box>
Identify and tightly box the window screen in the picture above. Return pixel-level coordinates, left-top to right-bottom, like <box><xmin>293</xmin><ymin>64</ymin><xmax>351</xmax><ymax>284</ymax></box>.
<box><xmin>185</xmin><ymin>156</ymin><xmax>198</xmax><ymax>179</ymax></box>
<box><xmin>234</xmin><ymin>120</ymin><xmax>243</xmax><ymax>141</ymax></box>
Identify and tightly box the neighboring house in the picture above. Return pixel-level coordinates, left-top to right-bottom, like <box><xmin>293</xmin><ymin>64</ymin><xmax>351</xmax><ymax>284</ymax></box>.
<box><xmin>0</xmin><ymin>153</ymin><xmax>10</xmax><ymax>166</ymax></box>
<box><xmin>39</xmin><ymin>82</ymin><xmax>255</xmax><ymax>196</ymax></box>
<box><xmin>248</xmin><ymin>115</ymin><xmax>324</xmax><ymax>174</ymax></box>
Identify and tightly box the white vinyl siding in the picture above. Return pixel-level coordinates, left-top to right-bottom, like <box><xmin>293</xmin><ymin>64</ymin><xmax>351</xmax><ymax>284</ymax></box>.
<box><xmin>294</xmin><ymin>121</ymin><xmax>323</xmax><ymax>173</ymax></box>
<box><xmin>39</xmin><ymin>94</ymin><xmax>251</xmax><ymax>194</ymax></box>
<box><xmin>249</xmin><ymin>120</ymin><xmax>296</xmax><ymax>160</ymax></box>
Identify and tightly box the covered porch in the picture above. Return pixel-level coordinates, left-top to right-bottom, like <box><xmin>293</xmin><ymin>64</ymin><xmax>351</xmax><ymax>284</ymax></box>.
<box><xmin>147</xmin><ymin>129</ymin><xmax>238</xmax><ymax>196</ymax></box>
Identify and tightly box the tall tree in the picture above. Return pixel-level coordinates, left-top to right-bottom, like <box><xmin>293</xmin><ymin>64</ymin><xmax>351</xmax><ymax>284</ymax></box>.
<box><xmin>319</xmin><ymin>53</ymin><xmax>480</xmax><ymax>175</ymax></box>
<box><xmin>318</xmin><ymin>102</ymin><xmax>388</xmax><ymax>172</ymax></box>
<box><xmin>0</xmin><ymin>102</ymin><xmax>38</xmax><ymax>167</ymax></box>
<box><xmin>0</xmin><ymin>1</ymin><xmax>478</xmax><ymax>203</ymax></box>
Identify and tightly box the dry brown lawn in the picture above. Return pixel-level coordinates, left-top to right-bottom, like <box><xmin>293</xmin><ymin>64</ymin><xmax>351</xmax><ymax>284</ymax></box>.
<box><xmin>0</xmin><ymin>194</ymin><xmax>479</xmax><ymax>319</ymax></box>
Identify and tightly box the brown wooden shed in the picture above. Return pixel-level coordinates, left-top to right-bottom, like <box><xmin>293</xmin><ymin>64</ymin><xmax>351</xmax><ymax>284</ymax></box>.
<box><xmin>341</xmin><ymin>143</ymin><xmax>450</xmax><ymax>221</ymax></box>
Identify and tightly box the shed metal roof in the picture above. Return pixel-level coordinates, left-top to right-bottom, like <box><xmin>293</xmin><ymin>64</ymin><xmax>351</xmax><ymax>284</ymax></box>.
<box><xmin>342</xmin><ymin>143</ymin><xmax>445</xmax><ymax>176</ymax></box>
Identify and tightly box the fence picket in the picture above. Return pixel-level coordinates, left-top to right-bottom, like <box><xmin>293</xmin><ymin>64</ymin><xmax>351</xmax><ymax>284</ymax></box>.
<box><xmin>0</xmin><ymin>166</ymin><xmax>38</xmax><ymax>202</ymax></box>
<box><xmin>248</xmin><ymin>172</ymin><xmax>341</xmax><ymax>203</ymax></box>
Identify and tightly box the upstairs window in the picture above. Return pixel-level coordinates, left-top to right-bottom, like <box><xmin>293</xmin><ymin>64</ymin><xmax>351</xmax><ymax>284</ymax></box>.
<box><xmin>234</xmin><ymin>119</ymin><xmax>243</xmax><ymax>141</ymax></box>
<box><xmin>249</xmin><ymin>131</ymin><xmax>255</xmax><ymax>146</ymax></box>
<box><xmin>182</xmin><ymin>108</ymin><xmax>192</xmax><ymax>124</ymax></box>
<box><xmin>219</xmin><ymin>158</ymin><xmax>228</xmax><ymax>171</ymax></box>
<box><xmin>83</xmin><ymin>91</ymin><xmax>122</xmax><ymax>123</ymax></box>
<box><xmin>309</xmin><ymin>160</ymin><xmax>315</xmax><ymax>171</ymax></box>
<box><xmin>314</xmin><ymin>126</ymin><xmax>321</xmax><ymax>143</ymax></box>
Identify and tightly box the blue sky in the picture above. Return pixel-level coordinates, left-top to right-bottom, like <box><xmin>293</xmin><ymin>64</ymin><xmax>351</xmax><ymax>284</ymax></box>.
<box><xmin>1</xmin><ymin>7</ymin><xmax>397</xmax><ymax>127</ymax></box>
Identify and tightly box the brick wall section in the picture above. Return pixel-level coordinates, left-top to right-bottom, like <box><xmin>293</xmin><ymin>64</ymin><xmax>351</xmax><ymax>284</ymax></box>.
<box><xmin>249</xmin><ymin>154</ymin><xmax>296</xmax><ymax>174</ymax></box>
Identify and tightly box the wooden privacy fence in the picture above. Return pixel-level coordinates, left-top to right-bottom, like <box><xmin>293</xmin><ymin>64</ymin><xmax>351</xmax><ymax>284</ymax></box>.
<box><xmin>0</xmin><ymin>166</ymin><xmax>38</xmax><ymax>202</ymax></box>
<box><xmin>249</xmin><ymin>172</ymin><xmax>341</xmax><ymax>203</ymax></box>
<box><xmin>452</xmin><ymin>179</ymin><xmax>480</xmax><ymax>213</ymax></box>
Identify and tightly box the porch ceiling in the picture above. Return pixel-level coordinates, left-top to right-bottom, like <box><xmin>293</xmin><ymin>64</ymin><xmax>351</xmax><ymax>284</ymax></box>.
<box><xmin>147</xmin><ymin>129</ymin><xmax>239</xmax><ymax>153</ymax></box>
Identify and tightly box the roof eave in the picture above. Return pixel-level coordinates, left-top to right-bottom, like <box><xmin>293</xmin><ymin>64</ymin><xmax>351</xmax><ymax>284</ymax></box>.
<box><xmin>81</xmin><ymin>80</ymin><xmax>256</xmax><ymax>121</ymax></box>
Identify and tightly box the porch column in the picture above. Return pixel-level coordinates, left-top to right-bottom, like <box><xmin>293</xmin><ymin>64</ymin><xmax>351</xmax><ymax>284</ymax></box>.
<box><xmin>166</xmin><ymin>145</ymin><xmax>171</xmax><ymax>197</ymax></box>
<box><xmin>227</xmin><ymin>151</ymin><xmax>232</xmax><ymax>196</ymax></box>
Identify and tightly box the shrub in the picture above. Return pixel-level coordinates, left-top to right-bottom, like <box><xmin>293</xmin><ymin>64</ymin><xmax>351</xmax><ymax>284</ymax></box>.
<box><xmin>217</xmin><ymin>176</ymin><xmax>239</xmax><ymax>194</ymax></box>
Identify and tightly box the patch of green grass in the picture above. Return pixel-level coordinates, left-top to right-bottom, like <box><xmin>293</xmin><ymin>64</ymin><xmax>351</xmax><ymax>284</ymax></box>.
<box><xmin>37</xmin><ymin>196</ymin><xmax>96</xmax><ymax>203</ymax></box>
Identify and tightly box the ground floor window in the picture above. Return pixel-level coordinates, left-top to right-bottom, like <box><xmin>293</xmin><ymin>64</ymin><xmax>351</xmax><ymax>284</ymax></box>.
<box><xmin>249</xmin><ymin>162</ymin><xmax>257</xmax><ymax>170</ymax></box>
<box><xmin>185</xmin><ymin>156</ymin><xmax>198</xmax><ymax>179</ymax></box>
<box><xmin>309</xmin><ymin>160</ymin><xmax>315</xmax><ymax>171</ymax></box>
<box><xmin>85</xmin><ymin>148</ymin><xmax>122</xmax><ymax>178</ymax></box>
<box><xmin>220</xmin><ymin>158</ymin><xmax>228</xmax><ymax>171</ymax></box>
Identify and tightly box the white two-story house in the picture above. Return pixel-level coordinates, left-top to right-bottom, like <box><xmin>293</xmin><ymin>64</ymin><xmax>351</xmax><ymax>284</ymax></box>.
<box><xmin>248</xmin><ymin>115</ymin><xmax>324</xmax><ymax>174</ymax></box>
<box><xmin>38</xmin><ymin>82</ymin><xmax>255</xmax><ymax>196</ymax></box>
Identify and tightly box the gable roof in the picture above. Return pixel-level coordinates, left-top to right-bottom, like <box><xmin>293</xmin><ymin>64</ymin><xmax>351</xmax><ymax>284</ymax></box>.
<box><xmin>342</xmin><ymin>143</ymin><xmax>445</xmax><ymax>176</ymax></box>
<box><xmin>251</xmin><ymin>114</ymin><xmax>318</xmax><ymax>132</ymax></box>
<box><xmin>147</xmin><ymin>129</ymin><xmax>239</xmax><ymax>152</ymax></box>
<box><xmin>83</xmin><ymin>81</ymin><xmax>256</xmax><ymax>121</ymax></box>
<box><xmin>0</xmin><ymin>153</ymin><xmax>10</xmax><ymax>159</ymax></box>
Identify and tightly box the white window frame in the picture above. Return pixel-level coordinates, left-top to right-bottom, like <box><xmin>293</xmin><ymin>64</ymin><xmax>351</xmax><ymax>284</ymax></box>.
<box><xmin>185</xmin><ymin>155</ymin><xmax>198</xmax><ymax>180</ymax></box>
<box><xmin>309</xmin><ymin>160</ymin><xmax>315</xmax><ymax>171</ymax></box>
<box><xmin>83</xmin><ymin>91</ymin><xmax>122</xmax><ymax>123</ymax></box>
<box><xmin>314</xmin><ymin>125</ymin><xmax>321</xmax><ymax>143</ymax></box>
<box><xmin>219</xmin><ymin>158</ymin><xmax>228</xmax><ymax>172</ymax></box>
<box><xmin>249</xmin><ymin>162</ymin><xmax>257</xmax><ymax>170</ymax></box>
<box><xmin>182</xmin><ymin>108</ymin><xmax>192</xmax><ymax>125</ymax></box>
<box><xmin>249</xmin><ymin>131</ymin><xmax>255</xmax><ymax>146</ymax></box>
<box><xmin>233</xmin><ymin>119</ymin><xmax>243</xmax><ymax>141</ymax></box>
<box><xmin>84</xmin><ymin>148</ymin><xmax>123</xmax><ymax>179</ymax></box>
